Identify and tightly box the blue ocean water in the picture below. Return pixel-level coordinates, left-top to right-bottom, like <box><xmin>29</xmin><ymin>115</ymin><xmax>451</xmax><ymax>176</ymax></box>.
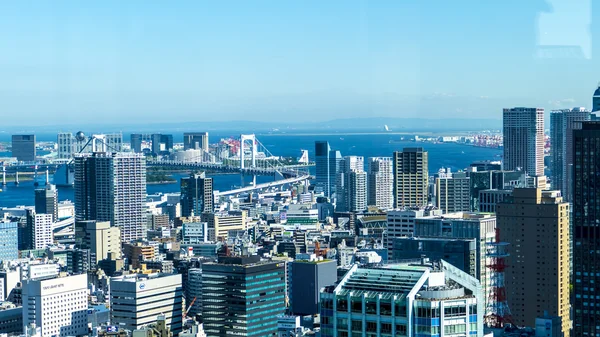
<box><xmin>0</xmin><ymin>133</ymin><xmax>501</xmax><ymax>208</ymax></box>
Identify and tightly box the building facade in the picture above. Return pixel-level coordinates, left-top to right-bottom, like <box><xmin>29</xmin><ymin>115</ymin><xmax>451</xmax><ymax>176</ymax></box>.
<box><xmin>202</xmin><ymin>256</ymin><xmax>286</xmax><ymax>337</ymax></box>
<box><xmin>435</xmin><ymin>172</ymin><xmax>470</xmax><ymax>213</ymax></box>
<box><xmin>11</xmin><ymin>134</ymin><xmax>36</xmax><ymax>161</ymax></box>
<box><xmin>75</xmin><ymin>220</ymin><xmax>122</xmax><ymax>263</ymax></box>
<box><xmin>181</xmin><ymin>172</ymin><xmax>214</xmax><ymax>216</ymax></box>
<box><xmin>22</xmin><ymin>274</ymin><xmax>88</xmax><ymax>337</ymax></box>
<box><xmin>35</xmin><ymin>184</ymin><xmax>58</xmax><ymax>222</ymax></box>
<box><xmin>572</xmin><ymin>121</ymin><xmax>600</xmax><ymax>335</ymax></box>
<box><xmin>184</xmin><ymin>132</ymin><xmax>209</xmax><ymax>152</ymax></box>
<box><xmin>367</xmin><ymin>157</ymin><xmax>393</xmax><ymax>210</ymax></box>
<box><xmin>502</xmin><ymin>107</ymin><xmax>545</xmax><ymax>176</ymax></box>
<box><xmin>290</xmin><ymin>259</ymin><xmax>337</xmax><ymax>316</ymax></box>
<box><xmin>497</xmin><ymin>188</ymin><xmax>570</xmax><ymax>337</ymax></box>
<box><xmin>0</xmin><ymin>221</ymin><xmax>18</xmax><ymax>262</ymax></box>
<box><xmin>336</xmin><ymin>156</ymin><xmax>367</xmax><ymax>213</ymax></box>
<box><xmin>550</xmin><ymin>108</ymin><xmax>590</xmax><ymax>201</ymax></box>
<box><xmin>110</xmin><ymin>273</ymin><xmax>183</xmax><ymax>334</ymax></box>
<box><xmin>393</xmin><ymin>148</ymin><xmax>429</xmax><ymax>208</ymax></box>
<box><xmin>320</xmin><ymin>260</ymin><xmax>484</xmax><ymax>337</ymax></box>
<box><xmin>74</xmin><ymin>152</ymin><xmax>147</xmax><ymax>242</ymax></box>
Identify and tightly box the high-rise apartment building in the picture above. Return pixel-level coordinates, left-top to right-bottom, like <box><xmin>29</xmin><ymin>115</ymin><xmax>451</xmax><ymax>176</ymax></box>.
<box><xmin>26</xmin><ymin>212</ymin><xmax>53</xmax><ymax>250</ymax></box>
<box><xmin>0</xmin><ymin>221</ymin><xmax>18</xmax><ymax>262</ymax></box>
<box><xmin>110</xmin><ymin>273</ymin><xmax>183</xmax><ymax>334</ymax></box>
<box><xmin>74</xmin><ymin>220</ymin><xmax>122</xmax><ymax>264</ymax></box>
<box><xmin>593</xmin><ymin>84</ymin><xmax>600</xmax><ymax>112</ymax></box>
<box><xmin>35</xmin><ymin>184</ymin><xmax>58</xmax><ymax>222</ymax></box>
<box><xmin>393</xmin><ymin>147</ymin><xmax>429</xmax><ymax>208</ymax></box>
<box><xmin>435</xmin><ymin>171</ymin><xmax>470</xmax><ymax>213</ymax></box>
<box><xmin>336</xmin><ymin>156</ymin><xmax>367</xmax><ymax>213</ymax></box>
<box><xmin>11</xmin><ymin>135</ymin><xmax>35</xmax><ymax>161</ymax></box>
<box><xmin>57</xmin><ymin>132</ymin><xmax>74</xmax><ymax>160</ymax></box>
<box><xmin>573</xmin><ymin>121</ymin><xmax>600</xmax><ymax>335</ymax></box>
<box><xmin>184</xmin><ymin>132</ymin><xmax>209</xmax><ymax>152</ymax></box>
<box><xmin>74</xmin><ymin>152</ymin><xmax>147</xmax><ymax>242</ymax></box>
<box><xmin>23</xmin><ymin>274</ymin><xmax>88</xmax><ymax>337</ymax></box>
<box><xmin>180</xmin><ymin>172</ymin><xmax>214</xmax><ymax>216</ymax></box>
<box><xmin>319</xmin><ymin>260</ymin><xmax>484</xmax><ymax>337</ymax></box>
<box><xmin>502</xmin><ymin>107</ymin><xmax>544</xmax><ymax>176</ymax></box>
<box><xmin>202</xmin><ymin>256</ymin><xmax>286</xmax><ymax>337</ymax></box>
<box><xmin>367</xmin><ymin>157</ymin><xmax>393</xmax><ymax>209</ymax></box>
<box><xmin>550</xmin><ymin>108</ymin><xmax>591</xmax><ymax>201</ymax></box>
<box><xmin>497</xmin><ymin>188</ymin><xmax>570</xmax><ymax>337</ymax></box>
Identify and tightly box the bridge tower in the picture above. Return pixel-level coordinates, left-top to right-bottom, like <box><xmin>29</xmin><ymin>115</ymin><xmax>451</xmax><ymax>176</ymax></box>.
<box><xmin>239</xmin><ymin>134</ymin><xmax>257</xmax><ymax>169</ymax></box>
<box><xmin>1</xmin><ymin>166</ymin><xmax>5</xmax><ymax>185</ymax></box>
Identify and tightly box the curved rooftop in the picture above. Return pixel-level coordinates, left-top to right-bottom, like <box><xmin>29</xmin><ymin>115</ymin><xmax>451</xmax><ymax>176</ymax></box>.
<box><xmin>594</xmin><ymin>85</ymin><xmax>600</xmax><ymax>97</ymax></box>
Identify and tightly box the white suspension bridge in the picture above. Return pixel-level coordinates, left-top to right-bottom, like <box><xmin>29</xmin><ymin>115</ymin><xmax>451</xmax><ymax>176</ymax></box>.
<box><xmin>2</xmin><ymin>134</ymin><xmax>313</xmax><ymax>195</ymax></box>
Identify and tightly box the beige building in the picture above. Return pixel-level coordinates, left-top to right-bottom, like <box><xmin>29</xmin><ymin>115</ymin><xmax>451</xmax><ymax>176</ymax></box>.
<box><xmin>123</xmin><ymin>242</ymin><xmax>155</xmax><ymax>269</ymax></box>
<box><xmin>497</xmin><ymin>188</ymin><xmax>570</xmax><ymax>337</ymax></box>
<box><xmin>393</xmin><ymin>147</ymin><xmax>428</xmax><ymax>208</ymax></box>
<box><xmin>75</xmin><ymin>220</ymin><xmax>122</xmax><ymax>263</ymax></box>
<box><xmin>201</xmin><ymin>211</ymin><xmax>247</xmax><ymax>241</ymax></box>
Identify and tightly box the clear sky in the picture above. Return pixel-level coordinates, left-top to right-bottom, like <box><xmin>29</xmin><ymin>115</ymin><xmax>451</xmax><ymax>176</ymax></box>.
<box><xmin>1</xmin><ymin>0</ymin><xmax>598</xmax><ymax>126</ymax></box>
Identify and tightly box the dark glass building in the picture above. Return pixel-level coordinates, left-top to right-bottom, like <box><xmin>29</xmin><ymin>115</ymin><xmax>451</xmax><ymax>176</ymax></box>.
<box><xmin>180</xmin><ymin>172</ymin><xmax>213</xmax><ymax>216</ymax></box>
<box><xmin>290</xmin><ymin>259</ymin><xmax>337</xmax><ymax>316</ymax></box>
<box><xmin>573</xmin><ymin>121</ymin><xmax>600</xmax><ymax>335</ymax></box>
<box><xmin>202</xmin><ymin>256</ymin><xmax>286</xmax><ymax>337</ymax></box>
<box><xmin>11</xmin><ymin>134</ymin><xmax>36</xmax><ymax>162</ymax></box>
<box><xmin>34</xmin><ymin>184</ymin><xmax>58</xmax><ymax>222</ymax></box>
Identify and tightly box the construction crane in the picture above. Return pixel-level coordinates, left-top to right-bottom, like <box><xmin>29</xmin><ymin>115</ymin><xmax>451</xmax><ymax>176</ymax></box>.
<box><xmin>183</xmin><ymin>297</ymin><xmax>197</xmax><ymax>319</ymax></box>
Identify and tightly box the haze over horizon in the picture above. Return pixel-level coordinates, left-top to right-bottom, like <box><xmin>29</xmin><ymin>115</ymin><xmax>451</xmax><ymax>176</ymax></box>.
<box><xmin>2</xmin><ymin>1</ymin><xmax>599</xmax><ymax>126</ymax></box>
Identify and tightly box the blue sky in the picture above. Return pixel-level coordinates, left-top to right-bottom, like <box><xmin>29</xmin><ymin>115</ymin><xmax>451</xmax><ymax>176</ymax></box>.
<box><xmin>0</xmin><ymin>0</ymin><xmax>598</xmax><ymax>125</ymax></box>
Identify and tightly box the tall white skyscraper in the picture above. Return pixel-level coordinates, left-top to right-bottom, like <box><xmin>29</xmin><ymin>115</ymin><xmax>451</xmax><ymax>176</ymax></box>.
<box><xmin>502</xmin><ymin>107</ymin><xmax>545</xmax><ymax>176</ymax></box>
<box><xmin>23</xmin><ymin>274</ymin><xmax>88</xmax><ymax>337</ymax></box>
<box><xmin>28</xmin><ymin>212</ymin><xmax>53</xmax><ymax>250</ymax></box>
<box><xmin>75</xmin><ymin>152</ymin><xmax>147</xmax><ymax>242</ymax></box>
<box><xmin>336</xmin><ymin>156</ymin><xmax>367</xmax><ymax>212</ymax></box>
<box><xmin>367</xmin><ymin>157</ymin><xmax>393</xmax><ymax>209</ymax></box>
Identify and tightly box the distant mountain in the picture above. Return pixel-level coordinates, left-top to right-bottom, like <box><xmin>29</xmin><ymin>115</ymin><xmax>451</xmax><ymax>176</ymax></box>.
<box><xmin>0</xmin><ymin>117</ymin><xmax>502</xmax><ymax>134</ymax></box>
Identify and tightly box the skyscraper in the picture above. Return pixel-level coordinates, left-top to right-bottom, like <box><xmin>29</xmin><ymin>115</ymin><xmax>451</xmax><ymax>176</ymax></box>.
<box><xmin>550</xmin><ymin>108</ymin><xmax>590</xmax><ymax>200</ymax></box>
<box><xmin>184</xmin><ymin>132</ymin><xmax>209</xmax><ymax>151</ymax></box>
<box><xmin>393</xmin><ymin>147</ymin><xmax>428</xmax><ymax>208</ymax></box>
<box><xmin>336</xmin><ymin>156</ymin><xmax>367</xmax><ymax>212</ymax></box>
<box><xmin>35</xmin><ymin>184</ymin><xmax>58</xmax><ymax>222</ymax></box>
<box><xmin>497</xmin><ymin>188</ymin><xmax>570</xmax><ymax>337</ymax></box>
<box><xmin>502</xmin><ymin>107</ymin><xmax>544</xmax><ymax>176</ymax></box>
<box><xmin>314</xmin><ymin>141</ymin><xmax>331</xmax><ymax>196</ymax></box>
<box><xmin>573</xmin><ymin>121</ymin><xmax>600</xmax><ymax>335</ymax></box>
<box><xmin>74</xmin><ymin>152</ymin><xmax>147</xmax><ymax>242</ymax></box>
<box><xmin>202</xmin><ymin>256</ymin><xmax>285</xmax><ymax>337</ymax></box>
<box><xmin>314</xmin><ymin>141</ymin><xmax>342</xmax><ymax>198</ymax></box>
<box><xmin>180</xmin><ymin>172</ymin><xmax>214</xmax><ymax>216</ymax></box>
<box><xmin>151</xmin><ymin>134</ymin><xmax>174</xmax><ymax>155</ymax></box>
<box><xmin>11</xmin><ymin>135</ymin><xmax>35</xmax><ymax>161</ymax></box>
<box><xmin>130</xmin><ymin>133</ymin><xmax>143</xmax><ymax>153</ymax></box>
<box><xmin>593</xmin><ymin>83</ymin><xmax>600</xmax><ymax>112</ymax></box>
<box><xmin>367</xmin><ymin>157</ymin><xmax>393</xmax><ymax>209</ymax></box>
<box><xmin>435</xmin><ymin>171</ymin><xmax>470</xmax><ymax>213</ymax></box>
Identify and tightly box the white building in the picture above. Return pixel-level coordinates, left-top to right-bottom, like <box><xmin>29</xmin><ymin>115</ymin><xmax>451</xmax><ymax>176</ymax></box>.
<box><xmin>31</xmin><ymin>213</ymin><xmax>53</xmax><ymax>250</ymax></box>
<box><xmin>22</xmin><ymin>273</ymin><xmax>89</xmax><ymax>337</ymax></box>
<box><xmin>182</xmin><ymin>222</ymin><xmax>208</xmax><ymax>244</ymax></box>
<box><xmin>28</xmin><ymin>263</ymin><xmax>60</xmax><ymax>280</ymax></box>
<box><xmin>110</xmin><ymin>273</ymin><xmax>183</xmax><ymax>334</ymax></box>
<box><xmin>367</xmin><ymin>157</ymin><xmax>393</xmax><ymax>210</ymax></box>
<box><xmin>336</xmin><ymin>156</ymin><xmax>367</xmax><ymax>213</ymax></box>
<box><xmin>57</xmin><ymin>132</ymin><xmax>123</xmax><ymax>159</ymax></box>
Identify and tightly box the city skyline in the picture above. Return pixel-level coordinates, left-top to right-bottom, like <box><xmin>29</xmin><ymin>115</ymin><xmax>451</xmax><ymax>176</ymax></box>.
<box><xmin>2</xmin><ymin>1</ymin><xmax>600</xmax><ymax>125</ymax></box>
